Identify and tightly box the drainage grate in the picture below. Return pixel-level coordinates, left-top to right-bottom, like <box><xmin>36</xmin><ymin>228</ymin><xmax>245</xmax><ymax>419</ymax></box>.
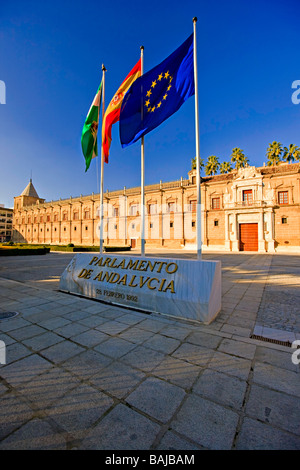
<box><xmin>250</xmin><ymin>334</ymin><xmax>292</xmax><ymax>348</ymax></box>
<box><xmin>0</xmin><ymin>311</ymin><xmax>20</xmax><ymax>321</ymax></box>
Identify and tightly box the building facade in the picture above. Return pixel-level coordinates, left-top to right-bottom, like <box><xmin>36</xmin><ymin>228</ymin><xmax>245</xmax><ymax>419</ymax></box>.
<box><xmin>12</xmin><ymin>163</ymin><xmax>300</xmax><ymax>253</ymax></box>
<box><xmin>0</xmin><ymin>205</ymin><xmax>13</xmax><ymax>242</ymax></box>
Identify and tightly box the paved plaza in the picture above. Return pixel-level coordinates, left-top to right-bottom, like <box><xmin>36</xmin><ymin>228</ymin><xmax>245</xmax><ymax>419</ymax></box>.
<box><xmin>0</xmin><ymin>250</ymin><xmax>299</xmax><ymax>450</ymax></box>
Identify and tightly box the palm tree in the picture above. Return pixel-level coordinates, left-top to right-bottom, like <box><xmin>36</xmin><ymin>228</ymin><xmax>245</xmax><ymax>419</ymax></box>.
<box><xmin>191</xmin><ymin>156</ymin><xmax>204</xmax><ymax>171</ymax></box>
<box><xmin>283</xmin><ymin>144</ymin><xmax>300</xmax><ymax>164</ymax></box>
<box><xmin>230</xmin><ymin>147</ymin><xmax>249</xmax><ymax>169</ymax></box>
<box><xmin>266</xmin><ymin>141</ymin><xmax>283</xmax><ymax>166</ymax></box>
<box><xmin>220</xmin><ymin>161</ymin><xmax>233</xmax><ymax>174</ymax></box>
<box><xmin>205</xmin><ymin>155</ymin><xmax>220</xmax><ymax>176</ymax></box>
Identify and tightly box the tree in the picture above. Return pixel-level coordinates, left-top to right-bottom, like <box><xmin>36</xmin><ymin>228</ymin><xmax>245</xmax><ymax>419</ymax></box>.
<box><xmin>220</xmin><ymin>161</ymin><xmax>233</xmax><ymax>174</ymax></box>
<box><xmin>205</xmin><ymin>155</ymin><xmax>220</xmax><ymax>176</ymax></box>
<box><xmin>283</xmin><ymin>144</ymin><xmax>300</xmax><ymax>164</ymax></box>
<box><xmin>266</xmin><ymin>141</ymin><xmax>283</xmax><ymax>166</ymax></box>
<box><xmin>230</xmin><ymin>147</ymin><xmax>249</xmax><ymax>169</ymax></box>
<box><xmin>191</xmin><ymin>156</ymin><xmax>204</xmax><ymax>171</ymax></box>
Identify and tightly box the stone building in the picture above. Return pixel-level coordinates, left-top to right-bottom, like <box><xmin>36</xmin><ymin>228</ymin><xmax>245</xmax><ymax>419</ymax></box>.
<box><xmin>12</xmin><ymin>163</ymin><xmax>300</xmax><ymax>253</ymax></box>
<box><xmin>0</xmin><ymin>205</ymin><xmax>13</xmax><ymax>242</ymax></box>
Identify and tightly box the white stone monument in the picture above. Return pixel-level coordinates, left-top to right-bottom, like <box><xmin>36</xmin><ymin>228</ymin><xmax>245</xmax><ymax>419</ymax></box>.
<box><xmin>59</xmin><ymin>253</ymin><xmax>221</xmax><ymax>324</ymax></box>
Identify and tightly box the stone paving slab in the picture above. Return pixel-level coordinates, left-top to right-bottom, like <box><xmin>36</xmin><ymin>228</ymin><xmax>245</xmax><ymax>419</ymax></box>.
<box><xmin>0</xmin><ymin>252</ymin><xmax>299</xmax><ymax>450</ymax></box>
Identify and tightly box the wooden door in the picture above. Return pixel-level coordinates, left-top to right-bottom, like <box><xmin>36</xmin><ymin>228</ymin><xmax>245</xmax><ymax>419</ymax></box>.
<box><xmin>239</xmin><ymin>223</ymin><xmax>258</xmax><ymax>251</ymax></box>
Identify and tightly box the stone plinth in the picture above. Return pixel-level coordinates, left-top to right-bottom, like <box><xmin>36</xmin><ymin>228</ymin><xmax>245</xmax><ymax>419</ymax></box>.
<box><xmin>59</xmin><ymin>254</ymin><xmax>221</xmax><ymax>324</ymax></box>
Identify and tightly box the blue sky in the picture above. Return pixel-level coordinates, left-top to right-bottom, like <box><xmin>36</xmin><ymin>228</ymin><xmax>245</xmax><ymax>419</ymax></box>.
<box><xmin>1</xmin><ymin>0</ymin><xmax>299</xmax><ymax>208</ymax></box>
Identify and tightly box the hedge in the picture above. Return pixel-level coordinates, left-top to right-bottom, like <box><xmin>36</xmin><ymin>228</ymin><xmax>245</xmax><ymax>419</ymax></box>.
<box><xmin>0</xmin><ymin>247</ymin><xmax>50</xmax><ymax>256</ymax></box>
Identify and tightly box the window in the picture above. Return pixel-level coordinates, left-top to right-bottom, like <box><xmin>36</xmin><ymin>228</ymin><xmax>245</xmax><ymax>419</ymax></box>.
<box><xmin>113</xmin><ymin>207</ymin><xmax>119</xmax><ymax>217</ymax></box>
<box><xmin>243</xmin><ymin>189</ymin><xmax>253</xmax><ymax>205</ymax></box>
<box><xmin>189</xmin><ymin>200</ymin><xmax>197</xmax><ymax>212</ymax></box>
<box><xmin>40</xmin><ymin>216</ymin><xmax>43</xmax><ymax>223</ymax></box>
<box><xmin>85</xmin><ymin>226</ymin><xmax>88</xmax><ymax>231</ymax></box>
<box><xmin>114</xmin><ymin>224</ymin><xmax>117</xmax><ymax>230</ymax></box>
<box><xmin>34</xmin><ymin>217</ymin><xmax>37</xmax><ymax>223</ymax></box>
<box><xmin>192</xmin><ymin>176</ymin><xmax>196</xmax><ymax>184</ymax></box>
<box><xmin>54</xmin><ymin>214</ymin><xmax>58</xmax><ymax>222</ymax></box>
<box><xmin>191</xmin><ymin>221</ymin><xmax>195</xmax><ymax>227</ymax></box>
<box><xmin>28</xmin><ymin>217</ymin><xmax>31</xmax><ymax>224</ymax></box>
<box><xmin>46</xmin><ymin>215</ymin><xmax>50</xmax><ymax>222</ymax></box>
<box><xmin>167</xmin><ymin>202</ymin><xmax>175</xmax><ymax>213</ymax></box>
<box><xmin>212</xmin><ymin>197</ymin><xmax>220</xmax><ymax>209</ymax></box>
<box><xmin>62</xmin><ymin>212</ymin><xmax>68</xmax><ymax>221</ymax></box>
<box><xmin>73</xmin><ymin>212</ymin><xmax>79</xmax><ymax>220</ymax></box>
<box><xmin>214</xmin><ymin>220</ymin><xmax>219</xmax><ymax>227</ymax></box>
<box><xmin>150</xmin><ymin>223</ymin><xmax>153</xmax><ymax>228</ymax></box>
<box><xmin>84</xmin><ymin>210</ymin><xmax>90</xmax><ymax>219</ymax></box>
<box><xmin>132</xmin><ymin>224</ymin><xmax>135</xmax><ymax>229</ymax></box>
<box><xmin>170</xmin><ymin>222</ymin><xmax>174</xmax><ymax>228</ymax></box>
<box><xmin>74</xmin><ymin>226</ymin><xmax>77</xmax><ymax>231</ymax></box>
<box><xmin>282</xmin><ymin>217</ymin><xmax>288</xmax><ymax>224</ymax></box>
<box><xmin>278</xmin><ymin>191</ymin><xmax>288</xmax><ymax>205</ymax></box>
<box><xmin>130</xmin><ymin>205</ymin><xmax>138</xmax><ymax>216</ymax></box>
<box><xmin>148</xmin><ymin>204</ymin><xmax>157</xmax><ymax>215</ymax></box>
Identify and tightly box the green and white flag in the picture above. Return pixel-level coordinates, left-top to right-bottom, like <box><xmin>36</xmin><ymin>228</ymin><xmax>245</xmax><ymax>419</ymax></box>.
<box><xmin>81</xmin><ymin>80</ymin><xmax>103</xmax><ymax>172</ymax></box>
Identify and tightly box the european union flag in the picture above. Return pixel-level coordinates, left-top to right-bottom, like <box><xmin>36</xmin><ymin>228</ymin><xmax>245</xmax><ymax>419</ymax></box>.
<box><xmin>119</xmin><ymin>34</ymin><xmax>194</xmax><ymax>147</ymax></box>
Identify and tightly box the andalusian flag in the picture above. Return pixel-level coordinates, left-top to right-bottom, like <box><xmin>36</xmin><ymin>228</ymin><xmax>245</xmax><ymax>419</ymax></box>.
<box><xmin>81</xmin><ymin>80</ymin><xmax>103</xmax><ymax>172</ymax></box>
<box><xmin>102</xmin><ymin>60</ymin><xmax>141</xmax><ymax>163</ymax></box>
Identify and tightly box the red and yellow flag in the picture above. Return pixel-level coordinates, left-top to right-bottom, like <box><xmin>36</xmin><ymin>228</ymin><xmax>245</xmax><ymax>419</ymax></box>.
<box><xmin>102</xmin><ymin>59</ymin><xmax>141</xmax><ymax>163</ymax></box>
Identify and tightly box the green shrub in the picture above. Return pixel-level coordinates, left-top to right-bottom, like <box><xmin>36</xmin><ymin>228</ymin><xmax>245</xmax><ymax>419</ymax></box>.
<box><xmin>0</xmin><ymin>247</ymin><xmax>50</xmax><ymax>256</ymax></box>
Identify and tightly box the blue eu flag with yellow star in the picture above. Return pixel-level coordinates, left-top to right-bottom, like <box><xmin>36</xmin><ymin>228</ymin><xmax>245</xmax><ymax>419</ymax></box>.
<box><xmin>119</xmin><ymin>34</ymin><xmax>194</xmax><ymax>147</ymax></box>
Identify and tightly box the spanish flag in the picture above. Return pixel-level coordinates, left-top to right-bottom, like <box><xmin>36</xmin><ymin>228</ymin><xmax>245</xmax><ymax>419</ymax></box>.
<box><xmin>102</xmin><ymin>59</ymin><xmax>141</xmax><ymax>163</ymax></box>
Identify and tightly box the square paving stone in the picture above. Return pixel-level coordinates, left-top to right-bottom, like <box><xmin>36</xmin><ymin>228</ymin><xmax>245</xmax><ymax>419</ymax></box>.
<box><xmin>255</xmin><ymin>345</ymin><xmax>298</xmax><ymax>372</ymax></box>
<box><xmin>89</xmin><ymin>361</ymin><xmax>145</xmax><ymax>399</ymax></box>
<box><xmin>96</xmin><ymin>320</ymin><xmax>130</xmax><ymax>336</ymax></box>
<box><xmin>79</xmin><ymin>404</ymin><xmax>160</xmax><ymax>450</ymax></box>
<box><xmin>62</xmin><ymin>349</ymin><xmax>112</xmax><ymax>379</ymax></box>
<box><xmin>71</xmin><ymin>329</ymin><xmax>109</xmax><ymax>347</ymax></box>
<box><xmin>236</xmin><ymin>417</ymin><xmax>300</xmax><ymax>450</ymax></box>
<box><xmin>192</xmin><ymin>369</ymin><xmax>247</xmax><ymax>410</ymax></box>
<box><xmin>118</xmin><ymin>326</ymin><xmax>154</xmax><ymax>344</ymax></box>
<box><xmin>160</xmin><ymin>324</ymin><xmax>190</xmax><ymax>341</ymax></box>
<box><xmin>0</xmin><ymin>418</ymin><xmax>67</xmax><ymax>450</ymax></box>
<box><xmin>253</xmin><ymin>362</ymin><xmax>300</xmax><ymax>397</ymax></box>
<box><xmin>8</xmin><ymin>324</ymin><xmax>47</xmax><ymax>341</ymax></box>
<box><xmin>121</xmin><ymin>344</ymin><xmax>166</xmax><ymax>372</ymax></box>
<box><xmin>171</xmin><ymin>394</ymin><xmax>239</xmax><ymax>450</ymax></box>
<box><xmin>5</xmin><ymin>342</ymin><xmax>32</xmax><ymax>363</ymax></box>
<box><xmin>46</xmin><ymin>383</ymin><xmax>114</xmax><ymax>437</ymax></box>
<box><xmin>40</xmin><ymin>340</ymin><xmax>85</xmax><ymax>364</ymax></box>
<box><xmin>22</xmin><ymin>331</ymin><xmax>64</xmax><ymax>351</ymax></box>
<box><xmin>208</xmin><ymin>351</ymin><xmax>252</xmax><ymax>380</ymax></box>
<box><xmin>18</xmin><ymin>366</ymin><xmax>81</xmax><ymax>410</ymax></box>
<box><xmin>217</xmin><ymin>338</ymin><xmax>256</xmax><ymax>360</ymax></box>
<box><xmin>156</xmin><ymin>431</ymin><xmax>201</xmax><ymax>450</ymax></box>
<box><xmin>126</xmin><ymin>377</ymin><xmax>186</xmax><ymax>423</ymax></box>
<box><xmin>0</xmin><ymin>354</ymin><xmax>53</xmax><ymax>388</ymax></box>
<box><xmin>54</xmin><ymin>322</ymin><xmax>90</xmax><ymax>339</ymax></box>
<box><xmin>172</xmin><ymin>343</ymin><xmax>214</xmax><ymax>368</ymax></box>
<box><xmin>186</xmin><ymin>331</ymin><xmax>222</xmax><ymax>350</ymax></box>
<box><xmin>0</xmin><ymin>317</ymin><xmax>31</xmax><ymax>333</ymax></box>
<box><xmin>94</xmin><ymin>337</ymin><xmax>137</xmax><ymax>359</ymax></box>
<box><xmin>142</xmin><ymin>333</ymin><xmax>180</xmax><ymax>354</ymax></box>
<box><xmin>138</xmin><ymin>317</ymin><xmax>170</xmax><ymax>333</ymax></box>
<box><xmin>152</xmin><ymin>355</ymin><xmax>201</xmax><ymax>390</ymax></box>
<box><xmin>0</xmin><ymin>392</ymin><xmax>34</xmax><ymax>441</ymax></box>
<box><xmin>246</xmin><ymin>384</ymin><xmax>300</xmax><ymax>435</ymax></box>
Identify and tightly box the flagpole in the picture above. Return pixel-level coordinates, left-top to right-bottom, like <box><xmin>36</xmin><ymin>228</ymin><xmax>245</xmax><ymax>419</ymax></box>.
<box><xmin>140</xmin><ymin>45</ymin><xmax>145</xmax><ymax>257</ymax></box>
<box><xmin>193</xmin><ymin>17</ymin><xmax>202</xmax><ymax>260</ymax></box>
<box><xmin>100</xmin><ymin>64</ymin><xmax>106</xmax><ymax>254</ymax></box>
